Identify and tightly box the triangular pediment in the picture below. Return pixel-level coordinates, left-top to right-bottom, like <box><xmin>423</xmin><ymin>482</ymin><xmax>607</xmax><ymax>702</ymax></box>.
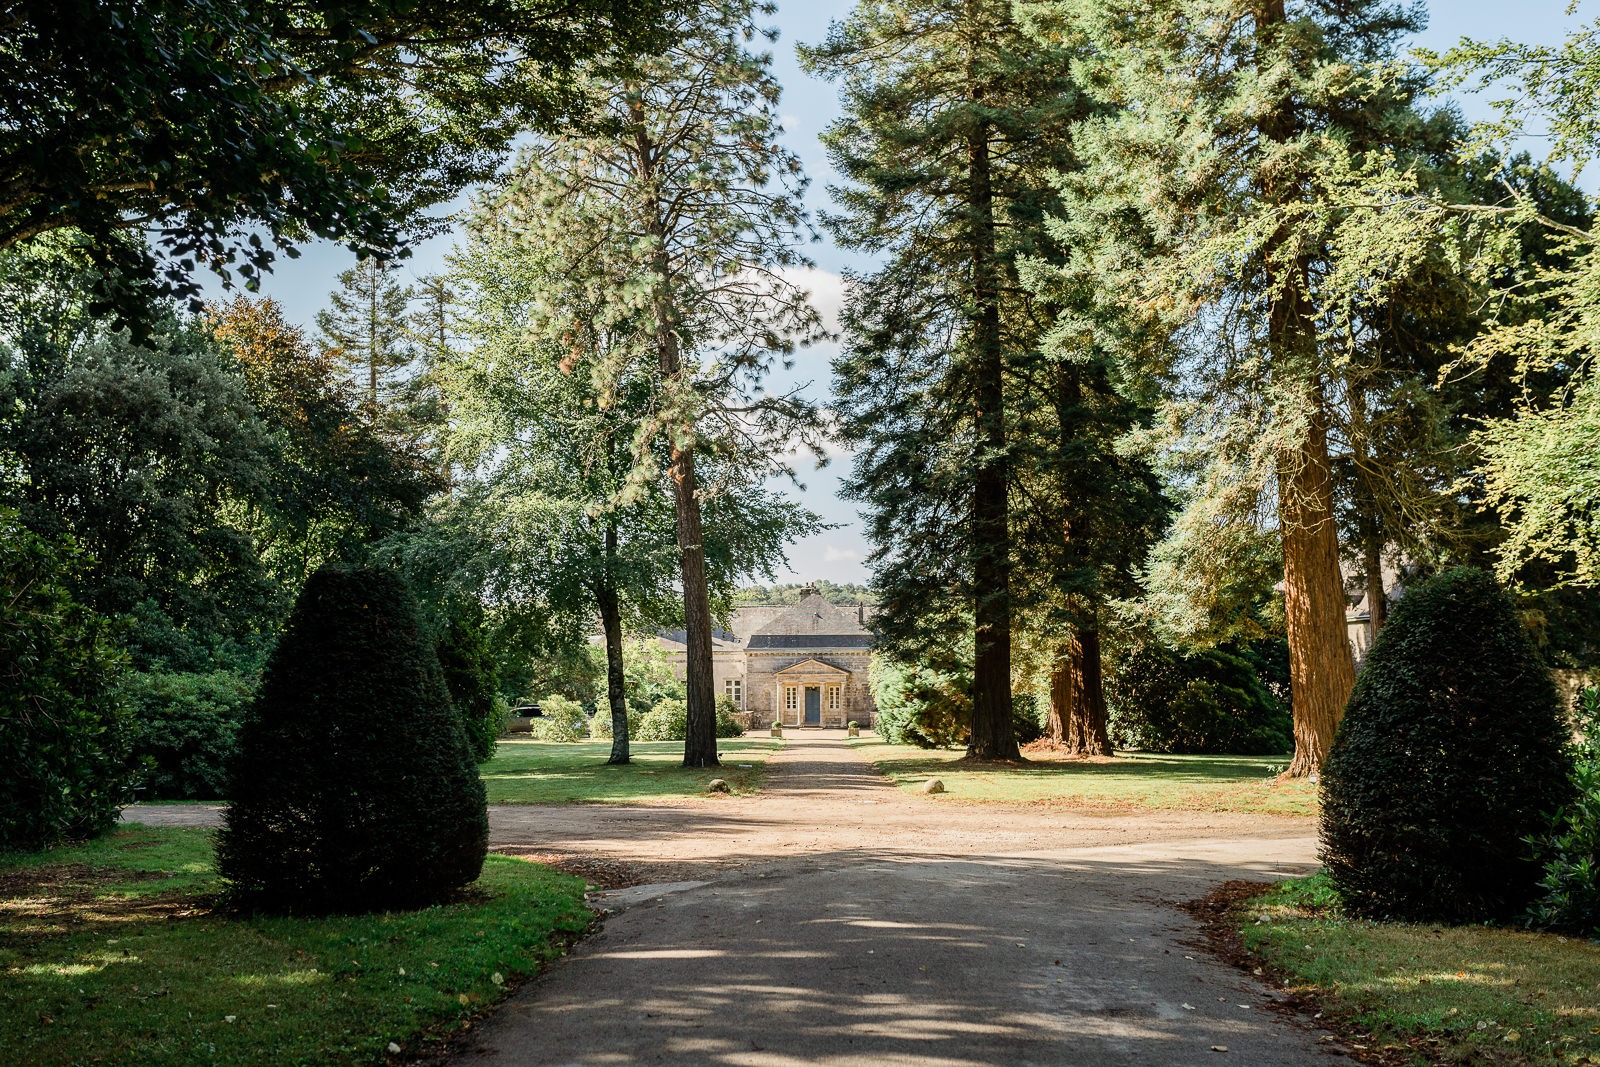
<box><xmin>774</xmin><ymin>658</ymin><xmax>851</xmax><ymax>677</ymax></box>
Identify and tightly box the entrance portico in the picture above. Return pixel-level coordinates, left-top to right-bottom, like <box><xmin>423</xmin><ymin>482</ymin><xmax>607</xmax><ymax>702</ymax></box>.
<box><xmin>772</xmin><ymin>659</ymin><xmax>851</xmax><ymax>728</ymax></box>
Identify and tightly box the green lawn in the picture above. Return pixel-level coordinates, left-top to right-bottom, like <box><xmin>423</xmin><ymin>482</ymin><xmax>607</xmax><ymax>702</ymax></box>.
<box><xmin>1239</xmin><ymin>874</ymin><xmax>1600</xmax><ymax>1064</ymax></box>
<box><xmin>853</xmin><ymin>740</ymin><xmax>1316</xmax><ymax>816</ymax></box>
<box><xmin>0</xmin><ymin>825</ymin><xmax>591</xmax><ymax>1067</ymax></box>
<box><xmin>482</xmin><ymin>737</ymin><xmax>783</xmax><ymax>804</ymax></box>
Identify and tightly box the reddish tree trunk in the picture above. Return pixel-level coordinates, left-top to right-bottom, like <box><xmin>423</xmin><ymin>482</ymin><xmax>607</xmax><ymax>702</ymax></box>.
<box><xmin>1280</xmin><ymin>400</ymin><xmax>1357</xmax><ymax>777</ymax></box>
<box><xmin>1049</xmin><ymin>630</ymin><xmax>1112</xmax><ymax>756</ymax></box>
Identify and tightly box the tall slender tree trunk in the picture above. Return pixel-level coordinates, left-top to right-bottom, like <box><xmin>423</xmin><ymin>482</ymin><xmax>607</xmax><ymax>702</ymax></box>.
<box><xmin>966</xmin><ymin>115</ymin><xmax>1018</xmax><ymax>762</ymax></box>
<box><xmin>1346</xmin><ymin>379</ymin><xmax>1387</xmax><ymax>638</ymax></box>
<box><xmin>1279</xmin><ymin>397</ymin><xmax>1357</xmax><ymax>777</ymax></box>
<box><xmin>1046</xmin><ymin>641</ymin><xmax>1070</xmax><ymax>744</ymax></box>
<box><xmin>631</xmin><ymin>104</ymin><xmax>718</xmax><ymax>767</ymax></box>
<box><xmin>598</xmin><ymin>524</ymin><xmax>630</xmax><ymax>765</ymax></box>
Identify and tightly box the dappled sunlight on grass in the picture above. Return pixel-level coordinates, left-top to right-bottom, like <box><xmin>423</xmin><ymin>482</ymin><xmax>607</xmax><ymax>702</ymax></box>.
<box><xmin>852</xmin><ymin>741</ymin><xmax>1314</xmax><ymax>815</ymax></box>
<box><xmin>0</xmin><ymin>826</ymin><xmax>592</xmax><ymax>1067</ymax></box>
<box><xmin>482</xmin><ymin>738</ymin><xmax>783</xmax><ymax>804</ymax></box>
<box><xmin>1241</xmin><ymin>874</ymin><xmax>1600</xmax><ymax>1063</ymax></box>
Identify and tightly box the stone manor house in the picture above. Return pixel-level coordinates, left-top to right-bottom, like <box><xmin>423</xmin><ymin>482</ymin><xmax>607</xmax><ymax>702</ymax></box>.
<box><xmin>659</xmin><ymin>586</ymin><xmax>877</xmax><ymax>729</ymax></box>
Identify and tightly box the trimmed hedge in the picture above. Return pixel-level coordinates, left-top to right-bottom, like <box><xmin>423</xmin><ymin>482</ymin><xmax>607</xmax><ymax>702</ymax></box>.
<box><xmin>1321</xmin><ymin>568</ymin><xmax>1574</xmax><ymax>924</ymax></box>
<box><xmin>218</xmin><ymin>567</ymin><xmax>487</xmax><ymax>913</ymax></box>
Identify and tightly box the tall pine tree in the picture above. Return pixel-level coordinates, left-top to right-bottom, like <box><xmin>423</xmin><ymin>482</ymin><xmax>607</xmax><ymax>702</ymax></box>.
<box><xmin>804</xmin><ymin>0</ymin><xmax>1087</xmax><ymax>760</ymax></box>
<box><xmin>316</xmin><ymin>257</ymin><xmax>415</xmax><ymax>407</ymax></box>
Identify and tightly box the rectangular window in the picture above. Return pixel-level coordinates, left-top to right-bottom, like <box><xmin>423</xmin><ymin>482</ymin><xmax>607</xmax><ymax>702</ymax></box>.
<box><xmin>725</xmin><ymin>678</ymin><xmax>743</xmax><ymax>706</ymax></box>
<box><xmin>827</xmin><ymin>685</ymin><xmax>841</xmax><ymax>711</ymax></box>
<box><xmin>784</xmin><ymin>686</ymin><xmax>798</xmax><ymax>712</ymax></box>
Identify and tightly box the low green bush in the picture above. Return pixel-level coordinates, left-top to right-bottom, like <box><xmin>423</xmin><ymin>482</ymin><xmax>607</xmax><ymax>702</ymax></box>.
<box><xmin>530</xmin><ymin>695</ymin><xmax>589</xmax><ymax>743</ymax></box>
<box><xmin>588</xmin><ymin>710</ymin><xmax>613</xmax><ymax>740</ymax></box>
<box><xmin>124</xmin><ymin>670</ymin><xmax>255</xmax><ymax>799</ymax></box>
<box><xmin>870</xmin><ymin>656</ymin><xmax>969</xmax><ymax>748</ymax></box>
<box><xmin>1527</xmin><ymin>686</ymin><xmax>1600</xmax><ymax>938</ymax></box>
<box><xmin>636</xmin><ymin>698</ymin><xmax>688</xmax><ymax>742</ymax></box>
<box><xmin>1321</xmin><ymin>568</ymin><xmax>1574</xmax><ymax>925</ymax></box>
<box><xmin>715</xmin><ymin>697</ymin><xmax>746</xmax><ymax>738</ymax></box>
<box><xmin>1105</xmin><ymin>629</ymin><xmax>1290</xmax><ymax>755</ymax></box>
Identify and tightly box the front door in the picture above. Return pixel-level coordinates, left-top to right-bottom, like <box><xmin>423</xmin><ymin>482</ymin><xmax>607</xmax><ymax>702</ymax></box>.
<box><xmin>803</xmin><ymin>686</ymin><xmax>821</xmax><ymax>725</ymax></box>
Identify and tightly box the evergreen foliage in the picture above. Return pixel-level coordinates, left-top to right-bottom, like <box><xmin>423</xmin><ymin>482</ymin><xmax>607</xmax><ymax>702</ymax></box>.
<box><xmin>124</xmin><ymin>669</ymin><xmax>254</xmax><ymax>799</ymax></box>
<box><xmin>0</xmin><ymin>510</ymin><xmax>132</xmax><ymax>851</ymax></box>
<box><xmin>1104</xmin><ymin>631</ymin><xmax>1291</xmax><ymax>756</ymax></box>
<box><xmin>218</xmin><ymin>567</ymin><xmax>487</xmax><ymax>913</ymax></box>
<box><xmin>435</xmin><ymin>603</ymin><xmax>502</xmax><ymax>763</ymax></box>
<box><xmin>804</xmin><ymin>0</ymin><xmax>1089</xmax><ymax>760</ymax></box>
<box><xmin>315</xmin><ymin>258</ymin><xmax>416</xmax><ymax>407</ymax></box>
<box><xmin>870</xmin><ymin>655</ymin><xmax>971</xmax><ymax>750</ymax></box>
<box><xmin>1321</xmin><ymin>568</ymin><xmax>1574</xmax><ymax>924</ymax></box>
<box><xmin>1526</xmin><ymin>686</ymin><xmax>1600</xmax><ymax>937</ymax></box>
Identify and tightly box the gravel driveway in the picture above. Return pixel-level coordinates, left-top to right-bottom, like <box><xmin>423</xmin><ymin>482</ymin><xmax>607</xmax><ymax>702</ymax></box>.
<box><xmin>124</xmin><ymin>732</ymin><xmax>1332</xmax><ymax>1066</ymax></box>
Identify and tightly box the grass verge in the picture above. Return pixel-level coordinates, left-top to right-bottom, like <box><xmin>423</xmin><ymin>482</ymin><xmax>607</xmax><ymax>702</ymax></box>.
<box><xmin>482</xmin><ymin>737</ymin><xmax>783</xmax><ymax>804</ymax></box>
<box><xmin>0</xmin><ymin>825</ymin><xmax>591</xmax><ymax>1067</ymax></box>
<box><xmin>853</xmin><ymin>740</ymin><xmax>1315</xmax><ymax>816</ymax></box>
<box><xmin>1230</xmin><ymin>873</ymin><xmax>1600</xmax><ymax>1065</ymax></box>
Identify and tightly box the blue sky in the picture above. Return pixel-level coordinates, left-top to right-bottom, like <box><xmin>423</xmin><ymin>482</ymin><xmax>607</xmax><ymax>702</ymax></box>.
<box><xmin>216</xmin><ymin>1</ymin><xmax>1593</xmax><ymax>587</ymax></box>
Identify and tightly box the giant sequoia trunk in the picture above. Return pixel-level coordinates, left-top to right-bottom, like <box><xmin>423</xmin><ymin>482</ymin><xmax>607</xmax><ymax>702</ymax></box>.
<box><xmin>965</xmin><ymin>119</ymin><xmax>1019</xmax><ymax>762</ymax></box>
<box><xmin>1255</xmin><ymin>0</ymin><xmax>1355</xmax><ymax>776</ymax></box>
<box><xmin>1279</xmin><ymin>398</ymin><xmax>1357</xmax><ymax>776</ymax></box>
<box><xmin>1045</xmin><ymin>629</ymin><xmax>1112</xmax><ymax>756</ymax></box>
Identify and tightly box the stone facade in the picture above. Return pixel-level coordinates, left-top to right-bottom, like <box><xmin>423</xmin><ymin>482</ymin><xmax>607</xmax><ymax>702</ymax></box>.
<box><xmin>659</xmin><ymin>587</ymin><xmax>876</xmax><ymax>729</ymax></box>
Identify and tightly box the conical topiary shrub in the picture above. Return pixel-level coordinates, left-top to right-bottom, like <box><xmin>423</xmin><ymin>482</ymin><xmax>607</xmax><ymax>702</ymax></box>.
<box><xmin>217</xmin><ymin>566</ymin><xmax>488</xmax><ymax>912</ymax></box>
<box><xmin>1320</xmin><ymin>567</ymin><xmax>1573</xmax><ymax>924</ymax></box>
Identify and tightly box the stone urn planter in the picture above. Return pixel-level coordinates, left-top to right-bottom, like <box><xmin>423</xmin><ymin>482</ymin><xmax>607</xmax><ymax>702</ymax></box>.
<box><xmin>770</xmin><ymin>721</ymin><xmax>783</xmax><ymax>738</ymax></box>
<box><xmin>846</xmin><ymin>721</ymin><xmax>860</xmax><ymax>738</ymax></box>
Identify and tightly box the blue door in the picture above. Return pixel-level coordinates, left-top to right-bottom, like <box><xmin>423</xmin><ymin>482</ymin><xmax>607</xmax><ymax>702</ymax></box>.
<box><xmin>803</xmin><ymin>686</ymin><xmax>821</xmax><ymax>724</ymax></box>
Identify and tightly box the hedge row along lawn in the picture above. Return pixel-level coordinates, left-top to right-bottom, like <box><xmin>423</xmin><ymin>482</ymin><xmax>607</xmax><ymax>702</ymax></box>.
<box><xmin>0</xmin><ymin>825</ymin><xmax>590</xmax><ymax>1067</ymax></box>
<box><xmin>852</xmin><ymin>740</ymin><xmax>1317</xmax><ymax>816</ymax></box>
<box><xmin>1238</xmin><ymin>874</ymin><xmax>1600</xmax><ymax>1065</ymax></box>
<box><xmin>481</xmin><ymin>737</ymin><xmax>783</xmax><ymax>804</ymax></box>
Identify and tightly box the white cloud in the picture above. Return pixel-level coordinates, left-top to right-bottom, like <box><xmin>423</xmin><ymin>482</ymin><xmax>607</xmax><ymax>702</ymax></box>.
<box><xmin>822</xmin><ymin>543</ymin><xmax>864</xmax><ymax>564</ymax></box>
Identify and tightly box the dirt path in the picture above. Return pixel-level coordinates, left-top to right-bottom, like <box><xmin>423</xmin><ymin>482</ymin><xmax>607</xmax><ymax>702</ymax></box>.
<box><xmin>124</xmin><ymin>733</ymin><xmax>1331</xmax><ymax>1065</ymax></box>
